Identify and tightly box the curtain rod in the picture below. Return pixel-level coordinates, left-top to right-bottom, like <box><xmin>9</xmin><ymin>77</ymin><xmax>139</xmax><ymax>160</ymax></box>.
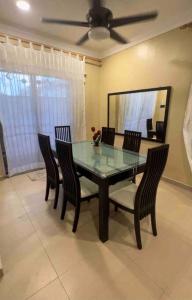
<box><xmin>0</xmin><ymin>32</ymin><xmax>102</xmax><ymax>67</ymax></box>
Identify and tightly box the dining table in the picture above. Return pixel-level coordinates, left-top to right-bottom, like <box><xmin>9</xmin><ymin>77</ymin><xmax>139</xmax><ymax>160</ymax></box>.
<box><xmin>56</xmin><ymin>140</ymin><xmax>146</xmax><ymax>242</ymax></box>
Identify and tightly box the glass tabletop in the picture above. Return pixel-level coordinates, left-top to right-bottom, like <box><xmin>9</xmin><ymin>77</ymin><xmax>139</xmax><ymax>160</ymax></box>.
<box><xmin>73</xmin><ymin>141</ymin><xmax>146</xmax><ymax>178</ymax></box>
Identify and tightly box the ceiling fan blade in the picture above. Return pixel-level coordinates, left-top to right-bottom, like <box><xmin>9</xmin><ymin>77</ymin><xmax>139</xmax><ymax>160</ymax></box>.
<box><xmin>42</xmin><ymin>18</ymin><xmax>89</xmax><ymax>28</ymax></box>
<box><xmin>110</xmin><ymin>11</ymin><xmax>158</xmax><ymax>28</ymax></box>
<box><xmin>110</xmin><ymin>29</ymin><xmax>128</xmax><ymax>44</ymax></box>
<box><xmin>76</xmin><ymin>32</ymin><xmax>89</xmax><ymax>45</ymax></box>
<box><xmin>89</xmin><ymin>0</ymin><xmax>103</xmax><ymax>8</ymax></box>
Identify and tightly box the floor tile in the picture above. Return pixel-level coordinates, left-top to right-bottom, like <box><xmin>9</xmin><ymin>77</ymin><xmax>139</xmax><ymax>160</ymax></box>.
<box><xmin>163</xmin><ymin>256</ymin><xmax>192</xmax><ymax>300</ymax></box>
<box><xmin>106</xmin><ymin>212</ymin><xmax>192</xmax><ymax>290</ymax></box>
<box><xmin>42</xmin><ymin>228</ymin><xmax>104</xmax><ymax>276</ymax></box>
<box><xmin>60</xmin><ymin>251</ymin><xmax>163</xmax><ymax>300</ymax></box>
<box><xmin>157</xmin><ymin>182</ymin><xmax>192</xmax><ymax>240</ymax></box>
<box><xmin>27</xmin><ymin>279</ymin><xmax>69</xmax><ymax>300</ymax></box>
<box><xmin>0</xmin><ymin>214</ymin><xmax>34</xmax><ymax>256</ymax></box>
<box><xmin>0</xmin><ymin>233</ymin><xmax>57</xmax><ymax>300</ymax></box>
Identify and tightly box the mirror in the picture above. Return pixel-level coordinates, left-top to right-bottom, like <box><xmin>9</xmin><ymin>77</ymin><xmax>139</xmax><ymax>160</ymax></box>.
<box><xmin>108</xmin><ymin>86</ymin><xmax>171</xmax><ymax>143</ymax></box>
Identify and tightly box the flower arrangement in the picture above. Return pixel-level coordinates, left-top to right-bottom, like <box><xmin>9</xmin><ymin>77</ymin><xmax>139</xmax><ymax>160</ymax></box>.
<box><xmin>91</xmin><ymin>127</ymin><xmax>101</xmax><ymax>146</ymax></box>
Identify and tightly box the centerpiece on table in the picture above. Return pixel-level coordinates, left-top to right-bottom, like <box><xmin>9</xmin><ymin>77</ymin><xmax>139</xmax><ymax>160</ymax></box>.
<box><xmin>91</xmin><ymin>127</ymin><xmax>101</xmax><ymax>146</ymax></box>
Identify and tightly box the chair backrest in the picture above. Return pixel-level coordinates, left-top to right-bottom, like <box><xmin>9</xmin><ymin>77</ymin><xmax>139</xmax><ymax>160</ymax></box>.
<box><xmin>101</xmin><ymin>127</ymin><xmax>115</xmax><ymax>146</ymax></box>
<box><xmin>156</xmin><ymin>121</ymin><xmax>164</xmax><ymax>140</ymax></box>
<box><xmin>38</xmin><ymin>133</ymin><xmax>59</xmax><ymax>182</ymax></box>
<box><xmin>55</xmin><ymin>126</ymin><xmax>71</xmax><ymax>142</ymax></box>
<box><xmin>123</xmin><ymin>130</ymin><xmax>141</xmax><ymax>153</ymax></box>
<box><xmin>56</xmin><ymin>139</ymin><xmax>80</xmax><ymax>205</ymax></box>
<box><xmin>146</xmin><ymin>118</ymin><xmax>153</xmax><ymax>131</ymax></box>
<box><xmin>135</xmin><ymin>144</ymin><xmax>169</xmax><ymax>218</ymax></box>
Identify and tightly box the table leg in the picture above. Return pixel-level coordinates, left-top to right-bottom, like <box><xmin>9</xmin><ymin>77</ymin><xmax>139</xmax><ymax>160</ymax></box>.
<box><xmin>99</xmin><ymin>180</ymin><xmax>109</xmax><ymax>242</ymax></box>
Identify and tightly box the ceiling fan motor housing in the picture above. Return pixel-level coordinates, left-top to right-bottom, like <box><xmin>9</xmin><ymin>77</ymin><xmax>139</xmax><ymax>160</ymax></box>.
<box><xmin>87</xmin><ymin>7</ymin><xmax>113</xmax><ymax>28</ymax></box>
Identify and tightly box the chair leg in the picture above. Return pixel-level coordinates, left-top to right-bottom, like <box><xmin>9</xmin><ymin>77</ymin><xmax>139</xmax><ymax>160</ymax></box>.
<box><xmin>53</xmin><ymin>183</ymin><xmax>59</xmax><ymax>209</ymax></box>
<box><xmin>134</xmin><ymin>215</ymin><xmax>142</xmax><ymax>249</ymax></box>
<box><xmin>151</xmin><ymin>208</ymin><xmax>157</xmax><ymax>236</ymax></box>
<box><xmin>72</xmin><ymin>204</ymin><xmax>80</xmax><ymax>233</ymax></box>
<box><xmin>114</xmin><ymin>204</ymin><xmax>118</xmax><ymax>212</ymax></box>
<box><xmin>61</xmin><ymin>196</ymin><xmax>67</xmax><ymax>220</ymax></box>
<box><xmin>45</xmin><ymin>180</ymin><xmax>50</xmax><ymax>201</ymax></box>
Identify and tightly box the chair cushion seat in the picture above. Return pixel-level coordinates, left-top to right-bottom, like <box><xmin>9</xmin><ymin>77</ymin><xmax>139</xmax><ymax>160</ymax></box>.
<box><xmin>109</xmin><ymin>182</ymin><xmax>137</xmax><ymax>210</ymax></box>
<box><xmin>80</xmin><ymin>177</ymin><xmax>98</xmax><ymax>198</ymax></box>
<box><xmin>109</xmin><ymin>179</ymin><xmax>132</xmax><ymax>193</ymax></box>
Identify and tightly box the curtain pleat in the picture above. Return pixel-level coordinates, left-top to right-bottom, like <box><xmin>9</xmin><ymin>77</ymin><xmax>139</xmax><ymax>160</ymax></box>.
<box><xmin>0</xmin><ymin>39</ymin><xmax>86</xmax><ymax>176</ymax></box>
<box><xmin>118</xmin><ymin>91</ymin><xmax>157</xmax><ymax>136</ymax></box>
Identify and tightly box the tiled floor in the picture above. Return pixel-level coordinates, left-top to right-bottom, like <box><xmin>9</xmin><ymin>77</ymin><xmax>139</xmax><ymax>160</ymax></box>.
<box><xmin>0</xmin><ymin>172</ymin><xmax>192</xmax><ymax>300</ymax></box>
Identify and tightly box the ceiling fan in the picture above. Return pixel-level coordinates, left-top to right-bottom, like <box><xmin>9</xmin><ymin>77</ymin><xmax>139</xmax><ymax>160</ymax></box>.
<box><xmin>42</xmin><ymin>0</ymin><xmax>158</xmax><ymax>45</ymax></box>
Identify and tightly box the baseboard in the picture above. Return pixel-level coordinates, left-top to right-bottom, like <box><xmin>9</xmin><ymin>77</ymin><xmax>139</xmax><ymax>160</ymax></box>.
<box><xmin>162</xmin><ymin>176</ymin><xmax>192</xmax><ymax>191</ymax></box>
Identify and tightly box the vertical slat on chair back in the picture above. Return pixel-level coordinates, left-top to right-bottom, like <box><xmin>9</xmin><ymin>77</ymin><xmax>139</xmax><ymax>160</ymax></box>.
<box><xmin>135</xmin><ymin>144</ymin><xmax>169</xmax><ymax>219</ymax></box>
<box><xmin>123</xmin><ymin>130</ymin><xmax>141</xmax><ymax>153</ymax></box>
<box><xmin>101</xmin><ymin>127</ymin><xmax>115</xmax><ymax>146</ymax></box>
<box><xmin>55</xmin><ymin>126</ymin><xmax>71</xmax><ymax>142</ymax></box>
<box><xmin>38</xmin><ymin>134</ymin><xmax>59</xmax><ymax>182</ymax></box>
<box><xmin>56</xmin><ymin>140</ymin><xmax>80</xmax><ymax>205</ymax></box>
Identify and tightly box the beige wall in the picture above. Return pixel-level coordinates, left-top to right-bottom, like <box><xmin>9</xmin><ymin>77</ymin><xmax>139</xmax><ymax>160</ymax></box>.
<box><xmin>85</xmin><ymin>63</ymin><xmax>101</xmax><ymax>139</ymax></box>
<box><xmin>99</xmin><ymin>28</ymin><xmax>192</xmax><ymax>187</ymax></box>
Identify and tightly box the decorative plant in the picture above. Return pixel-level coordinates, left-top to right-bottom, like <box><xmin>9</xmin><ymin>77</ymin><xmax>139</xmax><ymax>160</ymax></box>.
<box><xmin>91</xmin><ymin>127</ymin><xmax>101</xmax><ymax>146</ymax></box>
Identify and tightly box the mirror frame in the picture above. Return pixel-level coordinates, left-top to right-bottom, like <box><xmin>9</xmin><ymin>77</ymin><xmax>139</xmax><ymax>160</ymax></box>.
<box><xmin>107</xmin><ymin>86</ymin><xmax>171</xmax><ymax>143</ymax></box>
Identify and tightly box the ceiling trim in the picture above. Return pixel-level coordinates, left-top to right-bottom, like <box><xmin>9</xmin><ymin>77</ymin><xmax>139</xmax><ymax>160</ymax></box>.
<box><xmin>0</xmin><ymin>22</ymin><xmax>101</xmax><ymax>59</ymax></box>
<box><xmin>99</xmin><ymin>10</ymin><xmax>192</xmax><ymax>59</ymax></box>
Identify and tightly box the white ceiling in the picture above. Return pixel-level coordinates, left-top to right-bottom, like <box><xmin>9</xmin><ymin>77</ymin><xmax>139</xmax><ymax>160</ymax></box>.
<box><xmin>0</xmin><ymin>0</ymin><xmax>192</xmax><ymax>58</ymax></box>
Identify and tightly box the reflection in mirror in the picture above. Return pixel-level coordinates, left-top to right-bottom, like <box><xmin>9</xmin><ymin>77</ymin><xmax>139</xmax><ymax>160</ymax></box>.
<box><xmin>108</xmin><ymin>87</ymin><xmax>171</xmax><ymax>143</ymax></box>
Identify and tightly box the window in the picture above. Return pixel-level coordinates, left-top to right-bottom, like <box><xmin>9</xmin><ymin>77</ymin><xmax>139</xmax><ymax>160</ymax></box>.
<box><xmin>0</xmin><ymin>71</ymin><xmax>70</xmax><ymax>175</ymax></box>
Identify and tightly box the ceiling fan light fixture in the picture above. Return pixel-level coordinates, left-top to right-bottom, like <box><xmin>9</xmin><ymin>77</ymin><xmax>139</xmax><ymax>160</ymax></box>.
<box><xmin>88</xmin><ymin>27</ymin><xmax>110</xmax><ymax>41</ymax></box>
<box><xmin>16</xmin><ymin>0</ymin><xmax>30</xmax><ymax>11</ymax></box>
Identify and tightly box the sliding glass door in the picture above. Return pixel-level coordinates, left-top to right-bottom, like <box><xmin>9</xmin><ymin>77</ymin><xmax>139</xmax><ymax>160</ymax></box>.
<box><xmin>0</xmin><ymin>71</ymin><xmax>70</xmax><ymax>176</ymax></box>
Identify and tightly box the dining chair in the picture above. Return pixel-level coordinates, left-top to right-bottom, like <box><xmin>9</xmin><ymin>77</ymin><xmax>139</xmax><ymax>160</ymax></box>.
<box><xmin>101</xmin><ymin>127</ymin><xmax>115</xmax><ymax>146</ymax></box>
<box><xmin>123</xmin><ymin>130</ymin><xmax>141</xmax><ymax>153</ymax></box>
<box><xmin>38</xmin><ymin>133</ymin><xmax>62</xmax><ymax>209</ymax></box>
<box><xmin>56</xmin><ymin>139</ymin><xmax>98</xmax><ymax>232</ymax></box>
<box><xmin>109</xmin><ymin>144</ymin><xmax>169</xmax><ymax>249</ymax></box>
<box><xmin>55</xmin><ymin>125</ymin><xmax>71</xmax><ymax>142</ymax></box>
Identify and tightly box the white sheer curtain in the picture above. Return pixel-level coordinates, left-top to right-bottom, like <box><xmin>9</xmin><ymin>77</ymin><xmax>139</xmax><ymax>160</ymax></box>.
<box><xmin>118</xmin><ymin>91</ymin><xmax>157</xmax><ymax>136</ymax></box>
<box><xmin>183</xmin><ymin>84</ymin><xmax>192</xmax><ymax>172</ymax></box>
<box><xmin>0</xmin><ymin>38</ymin><xmax>86</xmax><ymax>176</ymax></box>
